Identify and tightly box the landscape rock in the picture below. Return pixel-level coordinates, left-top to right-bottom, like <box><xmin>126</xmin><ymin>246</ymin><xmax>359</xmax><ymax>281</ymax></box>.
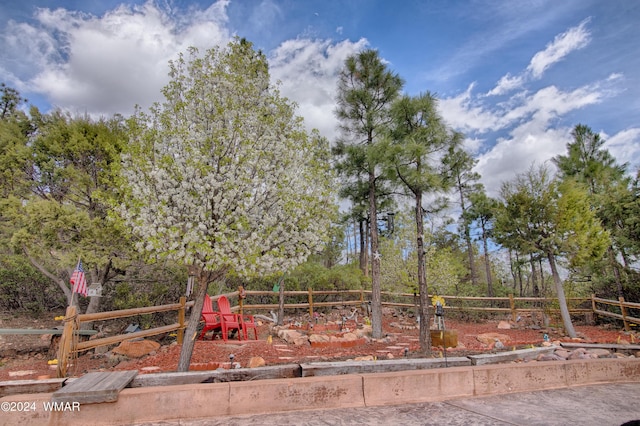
<box><xmin>587</xmin><ymin>348</ymin><xmax>612</xmax><ymax>358</ymax></box>
<box><xmin>538</xmin><ymin>353</ymin><xmax>565</xmax><ymax>361</ymax></box>
<box><xmin>277</xmin><ymin>329</ymin><xmax>306</xmax><ymax>344</ymax></box>
<box><xmin>497</xmin><ymin>321</ymin><xmax>511</xmax><ymax>330</ymax></box>
<box><xmin>342</xmin><ymin>332</ymin><xmax>359</xmax><ymax>342</ymax></box>
<box><xmin>247</xmin><ymin>356</ymin><xmax>266</xmax><ymax>368</ymax></box>
<box><xmin>567</xmin><ymin>348</ymin><xmax>590</xmax><ymax>360</ymax></box>
<box><xmin>477</xmin><ymin>333</ymin><xmax>511</xmax><ymax>345</ymax></box>
<box><xmin>353</xmin><ymin>355</ymin><xmax>375</xmax><ymax>361</ymax></box>
<box><xmin>112</xmin><ymin>339</ymin><xmax>160</xmax><ymax>358</ymax></box>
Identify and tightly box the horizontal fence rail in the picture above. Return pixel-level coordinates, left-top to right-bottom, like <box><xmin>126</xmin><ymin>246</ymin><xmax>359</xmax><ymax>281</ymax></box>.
<box><xmin>55</xmin><ymin>298</ymin><xmax>194</xmax><ymax>378</ymax></box>
<box><xmin>239</xmin><ymin>289</ymin><xmax>594</xmax><ymax>325</ymax></box>
<box><xmin>54</xmin><ymin>288</ymin><xmax>637</xmax><ymax>378</ymax></box>
<box><xmin>592</xmin><ymin>296</ymin><xmax>640</xmax><ymax>331</ymax></box>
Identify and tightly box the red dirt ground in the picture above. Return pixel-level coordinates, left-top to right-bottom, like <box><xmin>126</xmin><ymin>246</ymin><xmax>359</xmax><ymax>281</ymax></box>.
<box><xmin>1</xmin><ymin>310</ymin><xmax>636</xmax><ymax>382</ymax></box>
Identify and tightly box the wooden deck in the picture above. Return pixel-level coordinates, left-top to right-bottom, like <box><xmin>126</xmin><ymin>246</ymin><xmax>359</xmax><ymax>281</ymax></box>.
<box><xmin>52</xmin><ymin>371</ymin><xmax>138</xmax><ymax>404</ymax></box>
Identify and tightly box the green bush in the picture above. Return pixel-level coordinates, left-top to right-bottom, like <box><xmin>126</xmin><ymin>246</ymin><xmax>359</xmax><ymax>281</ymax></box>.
<box><xmin>0</xmin><ymin>255</ymin><xmax>65</xmax><ymax>313</ymax></box>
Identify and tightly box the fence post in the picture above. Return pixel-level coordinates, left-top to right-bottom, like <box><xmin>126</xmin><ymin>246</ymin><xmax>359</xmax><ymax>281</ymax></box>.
<box><xmin>509</xmin><ymin>294</ymin><xmax>516</xmax><ymax>323</ymax></box>
<box><xmin>619</xmin><ymin>296</ymin><xmax>630</xmax><ymax>331</ymax></box>
<box><xmin>308</xmin><ymin>287</ymin><xmax>314</xmax><ymax>318</ymax></box>
<box><xmin>56</xmin><ymin>305</ymin><xmax>77</xmax><ymax>378</ymax></box>
<box><xmin>177</xmin><ymin>296</ymin><xmax>186</xmax><ymax>345</ymax></box>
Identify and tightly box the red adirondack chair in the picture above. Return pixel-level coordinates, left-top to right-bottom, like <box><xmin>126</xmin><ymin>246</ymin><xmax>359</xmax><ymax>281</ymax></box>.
<box><xmin>198</xmin><ymin>294</ymin><xmax>222</xmax><ymax>340</ymax></box>
<box><xmin>240</xmin><ymin>311</ymin><xmax>258</xmax><ymax>340</ymax></box>
<box><xmin>216</xmin><ymin>295</ymin><xmax>243</xmax><ymax>341</ymax></box>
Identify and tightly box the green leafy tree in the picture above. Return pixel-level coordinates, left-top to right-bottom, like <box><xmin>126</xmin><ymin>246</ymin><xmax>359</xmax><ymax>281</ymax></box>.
<box><xmin>443</xmin><ymin>144</ymin><xmax>482</xmax><ymax>286</ymax></box>
<box><xmin>117</xmin><ymin>39</ymin><xmax>336</xmax><ymax>371</ymax></box>
<box><xmin>553</xmin><ymin>124</ymin><xmax>634</xmax><ymax>297</ymax></box>
<box><xmin>465</xmin><ymin>188</ymin><xmax>500</xmax><ymax>297</ymax></box>
<box><xmin>6</xmin><ymin>110</ymin><xmax>129</xmax><ymax>313</ymax></box>
<box><xmin>388</xmin><ymin>92</ymin><xmax>455</xmax><ymax>353</ymax></box>
<box><xmin>495</xmin><ymin>165</ymin><xmax>609</xmax><ymax>337</ymax></box>
<box><xmin>333</xmin><ymin>49</ymin><xmax>403</xmax><ymax>339</ymax></box>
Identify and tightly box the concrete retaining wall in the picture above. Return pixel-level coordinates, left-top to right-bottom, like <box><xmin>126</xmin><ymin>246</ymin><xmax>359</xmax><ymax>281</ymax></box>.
<box><xmin>2</xmin><ymin>358</ymin><xmax>640</xmax><ymax>426</ymax></box>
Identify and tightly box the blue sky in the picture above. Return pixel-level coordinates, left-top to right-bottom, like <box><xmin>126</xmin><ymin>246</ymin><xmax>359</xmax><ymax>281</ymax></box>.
<box><xmin>1</xmin><ymin>0</ymin><xmax>639</xmax><ymax>197</ymax></box>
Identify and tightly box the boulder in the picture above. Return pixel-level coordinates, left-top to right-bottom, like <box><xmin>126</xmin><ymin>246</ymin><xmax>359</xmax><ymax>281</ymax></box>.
<box><xmin>497</xmin><ymin>321</ymin><xmax>511</xmax><ymax>329</ymax></box>
<box><xmin>277</xmin><ymin>329</ymin><xmax>305</xmax><ymax>343</ymax></box>
<box><xmin>477</xmin><ymin>333</ymin><xmax>511</xmax><ymax>346</ymax></box>
<box><xmin>247</xmin><ymin>356</ymin><xmax>266</xmax><ymax>368</ymax></box>
<box><xmin>354</xmin><ymin>355</ymin><xmax>375</xmax><ymax>361</ymax></box>
<box><xmin>309</xmin><ymin>334</ymin><xmax>331</xmax><ymax>343</ymax></box>
<box><xmin>538</xmin><ymin>353</ymin><xmax>565</xmax><ymax>362</ymax></box>
<box><xmin>567</xmin><ymin>348</ymin><xmax>590</xmax><ymax>360</ymax></box>
<box><xmin>587</xmin><ymin>348</ymin><xmax>612</xmax><ymax>358</ymax></box>
<box><xmin>112</xmin><ymin>339</ymin><xmax>160</xmax><ymax>358</ymax></box>
<box><xmin>342</xmin><ymin>332</ymin><xmax>359</xmax><ymax>342</ymax></box>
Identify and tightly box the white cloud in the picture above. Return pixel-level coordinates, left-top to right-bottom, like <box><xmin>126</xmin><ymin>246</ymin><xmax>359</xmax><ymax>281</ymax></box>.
<box><xmin>443</xmin><ymin>79</ymin><xmax>617</xmax><ymax>197</ymax></box>
<box><xmin>1</xmin><ymin>0</ymin><xmax>362</xmax><ymax>142</ymax></box>
<box><xmin>4</xmin><ymin>0</ymin><xmax>232</xmax><ymax>116</ymax></box>
<box><xmin>269</xmin><ymin>37</ymin><xmax>367</xmax><ymax>140</ymax></box>
<box><xmin>438</xmin><ymin>83</ymin><xmax>502</xmax><ymax>133</ymax></box>
<box><xmin>603</xmin><ymin>128</ymin><xmax>640</xmax><ymax>172</ymax></box>
<box><xmin>475</xmin><ymin>125</ymin><xmax>570</xmax><ymax>198</ymax></box>
<box><xmin>486</xmin><ymin>19</ymin><xmax>592</xmax><ymax>97</ymax></box>
<box><xmin>527</xmin><ymin>18</ymin><xmax>591</xmax><ymax>79</ymax></box>
<box><xmin>486</xmin><ymin>73</ymin><xmax>524</xmax><ymax>97</ymax></box>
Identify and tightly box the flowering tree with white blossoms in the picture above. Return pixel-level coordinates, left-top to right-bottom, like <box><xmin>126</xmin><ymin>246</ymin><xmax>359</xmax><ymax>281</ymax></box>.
<box><xmin>118</xmin><ymin>39</ymin><xmax>336</xmax><ymax>371</ymax></box>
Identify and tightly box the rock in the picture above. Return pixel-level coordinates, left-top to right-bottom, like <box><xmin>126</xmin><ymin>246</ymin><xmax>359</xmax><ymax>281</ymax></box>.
<box><xmin>342</xmin><ymin>332</ymin><xmax>358</xmax><ymax>342</ymax></box>
<box><xmin>277</xmin><ymin>329</ymin><xmax>306</xmax><ymax>344</ymax></box>
<box><xmin>567</xmin><ymin>348</ymin><xmax>590</xmax><ymax>360</ymax></box>
<box><xmin>494</xmin><ymin>339</ymin><xmax>505</xmax><ymax>350</ymax></box>
<box><xmin>354</xmin><ymin>355</ymin><xmax>375</xmax><ymax>361</ymax></box>
<box><xmin>292</xmin><ymin>335</ymin><xmax>310</xmax><ymax>346</ymax></box>
<box><xmin>9</xmin><ymin>370</ymin><xmax>36</xmax><ymax>377</ymax></box>
<box><xmin>309</xmin><ymin>334</ymin><xmax>330</xmax><ymax>343</ymax></box>
<box><xmin>94</xmin><ymin>345</ymin><xmax>109</xmax><ymax>355</ymax></box>
<box><xmin>477</xmin><ymin>333</ymin><xmax>511</xmax><ymax>345</ymax></box>
<box><xmin>247</xmin><ymin>356</ymin><xmax>266</xmax><ymax>368</ymax></box>
<box><xmin>112</xmin><ymin>339</ymin><xmax>160</xmax><ymax>358</ymax></box>
<box><xmin>141</xmin><ymin>366</ymin><xmax>161</xmax><ymax>372</ymax></box>
<box><xmin>587</xmin><ymin>348</ymin><xmax>612</xmax><ymax>358</ymax></box>
<box><xmin>497</xmin><ymin>321</ymin><xmax>511</xmax><ymax>330</ymax></box>
<box><xmin>356</xmin><ymin>325</ymin><xmax>372</xmax><ymax>338</ymax></box>
<box><xmin>386</xmin><ymin>353</ymin><xmax>394</xmax><ymax>359</ymax></box>
<box><xmin>554</xmin><ymin>349</ymin><xmax>571</xmax><ymax>360</ymax></box>
<box><xmin>538</xmin><ymin>353</ymin><xmax>565</xmax><ymax>361</ymax></box>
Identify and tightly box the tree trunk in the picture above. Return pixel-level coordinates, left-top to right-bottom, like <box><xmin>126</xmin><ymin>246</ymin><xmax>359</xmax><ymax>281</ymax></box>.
<box><xmin>458</xmin><ymin>182</ymin><xmax>477</xmax><ymax>286</ymax></box>
<box><xmin>177</xmin><ymin>268</ymin><xmax>225</xmax><ymax>372</ymax></box>
<box><xmin>481</xmin><ymin>222</ymin><xmax>493</xmax><ymax>297</ymax></box>
<box><xmin>278</xmin><ymin>277</ymin><xmax>285</xmax><ymax>326</ymax></box>
<box><xmin>530</xmin><ymin>254</ymin><xmax>539</xmax><ymax>297</ymax></box>
<box><xmin>369</xmin><ymin>170</ymin><xmax>382</xmax><ymax>339</ymax></box>
<box><xmin>359</xmin><ymin>219</ymin><xmax>367</xmax><ymax>275</ymax></box>
<box><xmin>609</xmin><ymin>247</ymin><xmax>624</xmax><ymax>298</ymax></box>
<box><xmin>415</xmin><ymin>191</ymin><xmax>431</xmax><ymax>355</ymax></box>
<box><xmin>547</xmin><ymin>251</ymin><xmax>576</xmax><ymax>338</ymax></box>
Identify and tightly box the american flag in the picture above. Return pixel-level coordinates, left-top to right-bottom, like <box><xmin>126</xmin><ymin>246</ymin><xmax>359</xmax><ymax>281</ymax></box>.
<box><xmin>71</xmin><ymin>260</ymin><xmax>88</xmax><ymax>297</ymax></box>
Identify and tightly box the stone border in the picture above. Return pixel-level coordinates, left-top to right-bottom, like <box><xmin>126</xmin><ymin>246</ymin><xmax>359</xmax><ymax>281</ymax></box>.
<box><xmin>2</xmin><ymin>358</ymin><xmax>640</xmax><ymax>425</ymax></box>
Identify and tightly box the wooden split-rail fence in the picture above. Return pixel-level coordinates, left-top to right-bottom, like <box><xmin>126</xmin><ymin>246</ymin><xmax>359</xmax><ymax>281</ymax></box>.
<box><xmin>51</xmin><ymin>289</ymin><xmax>639</xmax><ymax>378</ymax></box>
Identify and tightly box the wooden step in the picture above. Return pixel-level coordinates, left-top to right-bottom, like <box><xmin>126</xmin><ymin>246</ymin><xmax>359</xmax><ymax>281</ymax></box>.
<box><xmin>52</xmin><ymin>371</ymin><xmax>138</xmax><ymax>404</ymax></box>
